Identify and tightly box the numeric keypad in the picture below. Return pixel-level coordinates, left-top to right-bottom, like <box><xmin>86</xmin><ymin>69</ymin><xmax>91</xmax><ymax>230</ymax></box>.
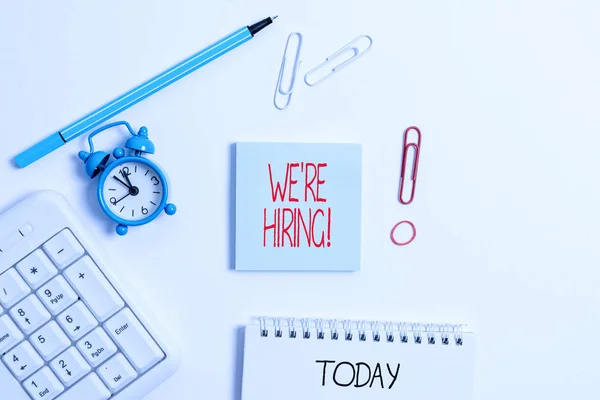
<box><xmin>0</xmin><ymin>222</ymin><xmax>166</xmax><ymax>399</ymax></box>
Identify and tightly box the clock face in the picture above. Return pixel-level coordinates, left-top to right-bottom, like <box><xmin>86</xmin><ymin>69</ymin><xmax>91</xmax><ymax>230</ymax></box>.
<box><xmin>101</xmin><ymin>160</ymin><xmax>166</xmax><ymax>222</ymax></box>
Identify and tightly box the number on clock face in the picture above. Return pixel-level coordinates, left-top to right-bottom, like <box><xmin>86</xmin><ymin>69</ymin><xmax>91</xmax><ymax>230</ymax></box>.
<box><xmin>102</xmin><ymin>161</ymin><xmax>164</xmax><ymax>221</ymax></box>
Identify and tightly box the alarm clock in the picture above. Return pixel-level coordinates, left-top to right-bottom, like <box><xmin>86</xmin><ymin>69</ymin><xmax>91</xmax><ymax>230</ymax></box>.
<box><xmin>78</xmin><ymin>121</ymin><xmax>176</xmax><ymax>236</ymax></box>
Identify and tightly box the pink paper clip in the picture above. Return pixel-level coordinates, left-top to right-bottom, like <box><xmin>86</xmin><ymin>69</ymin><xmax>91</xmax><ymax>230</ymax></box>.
<box><xmin>399</xmin><ymin>126</ymin><xmax>422</xmax><ymax>205</ymax></box>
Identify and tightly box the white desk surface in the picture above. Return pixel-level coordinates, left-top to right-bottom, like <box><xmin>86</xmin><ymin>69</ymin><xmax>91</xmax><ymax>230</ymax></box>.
<box><xmin>2</xmin><ymin>1</ymin><xmax>599</xmax><ymax>398</ymax></box>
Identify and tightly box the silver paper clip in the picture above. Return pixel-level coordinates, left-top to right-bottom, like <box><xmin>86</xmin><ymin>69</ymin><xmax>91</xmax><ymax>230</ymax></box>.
<box><xmin>303</xmin><ymin>35</ymin><xmax>373</xmax><ymax>87</ymax></box>
<box><xmin>274</xmin><ymin>32</ymin><xmax>303</xmax><ymax>110</ymax></box>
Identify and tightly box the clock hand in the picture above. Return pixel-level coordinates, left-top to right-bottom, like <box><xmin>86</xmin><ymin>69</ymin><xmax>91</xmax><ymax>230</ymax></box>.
<box><xmin>121</xmin><ymin>169</ymin><xmax>134</xmax><ymax>188</ymax></box>
<box><xmin>113</xmin><ymin>175</ymin><xmax>132</xmax><ymax>189</ymax></box>
<box><xmin>114</xmin><ymin>192</ymin><xmax>131</xmax><ymax>204</ymax></box>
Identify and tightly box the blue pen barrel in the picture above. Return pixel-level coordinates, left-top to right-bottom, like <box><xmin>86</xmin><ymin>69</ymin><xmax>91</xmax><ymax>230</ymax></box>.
<box><xmin>14</xmin><ymin>16</ymin><xmax>276</xmax><ymax>168</ymax></box>
<box><xmin>14</xmin><ymin>25</ymin><xmax>256</xmax><ymax>168</ymax></box>
<box><xmin>14</xmin><ymin>134</ymin><xmax>66</xmax><ymax>168</ymax></box>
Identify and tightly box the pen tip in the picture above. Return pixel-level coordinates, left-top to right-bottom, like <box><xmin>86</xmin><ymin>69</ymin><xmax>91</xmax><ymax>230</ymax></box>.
<box><xmin>273</xmin><ymin>15</ymin><xmax>278</xmax><ymax>20</ymax></box>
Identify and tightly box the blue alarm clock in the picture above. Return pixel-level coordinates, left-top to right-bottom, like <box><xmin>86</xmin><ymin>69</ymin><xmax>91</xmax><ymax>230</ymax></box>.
<box><xmin>78</xmin><ymin>121</ymin><xmax>176</xmax><ymax>236</ymax></box>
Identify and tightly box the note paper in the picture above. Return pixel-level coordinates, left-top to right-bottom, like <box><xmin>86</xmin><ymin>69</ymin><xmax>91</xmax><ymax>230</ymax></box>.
<box><xmin>234</xmin><ymin>142</ymin><xmax>362</xmax><ymax>271</ymax></box>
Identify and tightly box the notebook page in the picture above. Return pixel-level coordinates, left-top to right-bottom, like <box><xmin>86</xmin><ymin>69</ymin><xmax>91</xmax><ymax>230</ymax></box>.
<box><xmin>241</xmin><ymin>322</ymin><xmax>476</xmax><ymax>400</ymax></box>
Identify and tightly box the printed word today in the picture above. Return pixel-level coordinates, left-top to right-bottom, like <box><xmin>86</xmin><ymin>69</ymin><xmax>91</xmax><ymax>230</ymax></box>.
<box><xmin>315</xmin><ymin>360</ymin><xmax>400</xmax><ymax>389</ymax></box>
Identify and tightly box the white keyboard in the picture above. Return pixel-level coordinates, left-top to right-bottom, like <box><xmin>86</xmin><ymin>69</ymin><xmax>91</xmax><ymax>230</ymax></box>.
<box><xmin>0</xmin><ymin>191</ymin><xmax>180</xmax><ymax>399</ymax></box>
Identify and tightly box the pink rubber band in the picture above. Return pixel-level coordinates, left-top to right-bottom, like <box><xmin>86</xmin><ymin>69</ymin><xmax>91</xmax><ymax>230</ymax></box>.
<box><xmin>390</xmin><ymin>220</ymin><xmax>416</xmax><ymax>246</ymax></box>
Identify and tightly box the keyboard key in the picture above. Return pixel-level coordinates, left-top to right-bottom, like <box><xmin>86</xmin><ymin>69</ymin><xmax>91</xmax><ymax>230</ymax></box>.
<box><xmin>3</xmin><ymin>341</ymin><xmax>44</xmax><ymax>380</ymax></box>
<box><xmin>64</xmin><ymin>256</ymin><xmax>123</xmax><ymax>321</ymax></box>
<box><xmin>55</xmin><ymin>373</ymin><xmax>110</xmax><ymax>400</ymax></box>
<box><xmin>30</xmin><ymin>321</ymin><xmax>70</xmax><ymax>361</ymax></box>
<box><xmin>37</xmin><ymin>276</ymin><xmax>77</xmax><ymax>315</ymax></box>
<box><xmin>10</xmin><ymin>295</ymin><xmax>51</xmax><ymax>334</ymax></box>
<box><xmin>104</xmin><ymin>308</ymin><xmax>164</xmax><ymax>373</ymax></box>
<box><xmin>0</xmin><ymin>268</ymin><xmax>30</xmax><ymax>308</ymax></box>
<box><xmin>98</xmin><ymin>353</ymin><xmax>137</xmax><ymax>393</ymax></box>
<box><xmin>0</xmin><ymin>314</ymin><xmax>23</xmax><ymax>353</ymax></box>
<box><xmin>42</xmin><ymin>229</ymin><xmax>84</xmax><ymax>269</ymax></box>
<box><xmin>23</xmin><ymin>366</ymin><xmax>64</xmax><ymax>400</ymax></box>
<box><xmin>16</xmin><ymin>249</ymin><xmax>57</xmax><ymax>289</ymax></box>
<box><xmin>57</xmin><ymin>301</ymin><xmax>97</xmax><ymax>341</ymax></box>
<box><xmin>50</xmin><ymin>347</ymin><xmax>91</xmax><ymax>387</ymax></box>
<box><xmin>77</xmin><ymin>328</ymin><xmax>117</xmax><ymax>367</ymax></box>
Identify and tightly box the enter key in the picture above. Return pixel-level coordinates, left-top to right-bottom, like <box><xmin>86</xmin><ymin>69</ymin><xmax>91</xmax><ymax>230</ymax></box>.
<box><xmin>103</xmin><ymin>308</ymin><xmax>165</xmax><ymax>373</ymax></box>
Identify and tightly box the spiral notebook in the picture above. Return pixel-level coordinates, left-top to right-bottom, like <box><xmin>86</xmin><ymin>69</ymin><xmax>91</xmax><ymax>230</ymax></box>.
<box><xmin>241</xmin><ymin>317</ymin><xmax>476</xmax><ymax>400</ymax></box>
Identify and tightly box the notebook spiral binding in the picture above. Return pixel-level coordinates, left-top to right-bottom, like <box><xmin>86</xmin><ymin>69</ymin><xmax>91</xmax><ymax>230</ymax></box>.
<box><xmin>253</xmin><ymin>317</ymin><xmax>465</xmax><ymax>346</ymax></box>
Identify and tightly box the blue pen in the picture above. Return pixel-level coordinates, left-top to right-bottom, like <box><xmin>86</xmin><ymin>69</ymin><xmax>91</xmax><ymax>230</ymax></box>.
<box><xmin>14</xmin><ymin>16</ymin><xmax>277</xmax><ymax>168</ymax></box>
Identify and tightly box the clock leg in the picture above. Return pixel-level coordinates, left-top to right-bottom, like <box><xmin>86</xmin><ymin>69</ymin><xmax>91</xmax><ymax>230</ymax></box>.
<box><xmin>116</xmin><ymin>224</ymin><xmax>129</xmax><ymax>236</ymax></box>
<box><xmin>165</xmin><ymin>203</ymin><xmax>177</xmax><ymax>216</ymax></box>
